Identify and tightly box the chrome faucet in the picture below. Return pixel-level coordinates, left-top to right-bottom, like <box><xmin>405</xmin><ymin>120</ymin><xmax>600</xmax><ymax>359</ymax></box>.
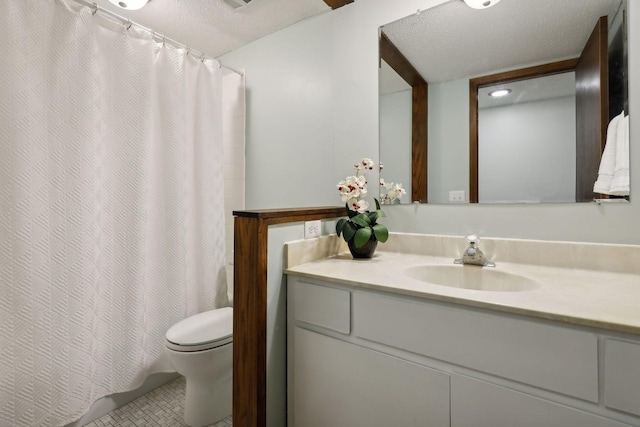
<box><xmin>454</xmin><ymin>234</ymin><xmax>495</xmax><ymax>267</ymax></box>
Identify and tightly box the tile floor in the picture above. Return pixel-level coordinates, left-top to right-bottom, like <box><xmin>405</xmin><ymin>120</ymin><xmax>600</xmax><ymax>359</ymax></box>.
<box><xmin>84</xmin><ymin>377</ymin><xmax>232</xmax><ymax>427</ymax></box>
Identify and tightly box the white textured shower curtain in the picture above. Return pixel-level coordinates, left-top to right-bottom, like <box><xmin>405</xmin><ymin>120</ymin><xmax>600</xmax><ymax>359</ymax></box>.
<box><xmin>0</xmin><ymin>1</ymin><xmax>228</xmax><ymax>425</ymax></box>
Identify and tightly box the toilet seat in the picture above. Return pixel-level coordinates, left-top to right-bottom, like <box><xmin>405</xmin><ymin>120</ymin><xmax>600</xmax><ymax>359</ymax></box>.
<box><xmin>166</xmin><ymin>307</ymin><xmax>233</xmax><ymax>352</ymax></box>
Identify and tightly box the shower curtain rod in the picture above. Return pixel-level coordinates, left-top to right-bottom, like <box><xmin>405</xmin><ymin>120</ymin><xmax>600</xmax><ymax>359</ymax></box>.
<box><xmin>70</xmin><ymin>0</ymin><xmax>244</xmax><ymax>76</ymax></box>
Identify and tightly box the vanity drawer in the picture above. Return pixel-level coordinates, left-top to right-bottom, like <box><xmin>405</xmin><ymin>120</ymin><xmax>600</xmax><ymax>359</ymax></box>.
<box><xmin>604</xmin><ymin>339</ymin><xmax>640</xmax><ymax>416</ymax></box>
<box><xmin>290</xmin><ymin>278</ymin><xmax>351</xmax><ymax>334</ymax></box>
<box><xmin>353</xmin><ymin>291</ymin><xmax>598</xmax><ymax>402</ymax></box>
<box><xmin>451</xmin><ymin>375</ymin><xmax>628</xmax><ymax>427</ymax></box>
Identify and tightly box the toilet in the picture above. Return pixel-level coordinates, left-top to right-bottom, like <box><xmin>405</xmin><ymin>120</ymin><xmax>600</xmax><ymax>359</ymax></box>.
<box><xmin>165</xmin><ymin>307</ymin><xmax>233</xmax><ymax>427</ymax></box>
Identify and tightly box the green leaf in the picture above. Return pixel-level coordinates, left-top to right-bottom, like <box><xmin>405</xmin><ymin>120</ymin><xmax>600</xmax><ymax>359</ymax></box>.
<box><xmin>372</xmin><ymin>224</ymin><xmax>389</xmax><ymax>243</ymax></box>
<box><xmin>354</xmin><ymin>227</ymin><xmax>372</xmax><ymax>248</ymax></box>
<box><xmin>376</xmin><ymin>209</ymin><xmax>386</xmax><ymax>218</ymax></box>
<box><xmin>351</xmin><ymin>214</ymin><xmax>371</xmax><ymax>228</ymax></box>
<box><xmin>374</xmin><ymin>198</ymin><xmax>381</xmax><ymax>211</ymax></box>
<box><xmin>342</xmin><ymin>222</ymin><xmax>357</xmax><ymax>242</ymax></box>
<box><xmin>336</xmin><ymin>218</ymin><xmax>347</xmax><ymax>237</ymax></box>
<box><xmin>367</xmin><ymin>211</ymin><xmax>379</xmax><ymax>224</ymax></box>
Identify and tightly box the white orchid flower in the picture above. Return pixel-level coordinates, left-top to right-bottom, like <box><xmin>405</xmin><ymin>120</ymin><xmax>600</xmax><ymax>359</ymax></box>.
<box><xmin>348</xmin><ymin>198</ymin><xmax>369</xmax><ymax>213</ymax></box>
<box><xmin>355</xmin><ymin>158</ymin><xmax>375</xmax><ymax>172</ymax></box>
<box><xmin>380</xmin><ymin>182</ymin><xmax>406</xmax><ymax>204</ymax></box>
<box><xmin>356</xmin><ymin>175</ymin><xmax>367</xmax><ymax>194</ymax></box>
<box><xmin>336</xmin><ymin>176</ymin><xmax>362</xmax><ymax>202</ymax></box>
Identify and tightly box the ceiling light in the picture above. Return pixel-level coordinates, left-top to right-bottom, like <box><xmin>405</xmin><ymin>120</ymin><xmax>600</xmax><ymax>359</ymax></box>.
<box><xmin>108</xmin><ymin>0</ymin><xmax>150</xmax><ymax>10</ymax></box>
<box><xmin>223</xmin><ymin>0</ymin><xmax>252</xmax><ymax>9</ymax></box>
<box><xmin>488</xmin><ymin>88</ymin><xmax>512</xmax><ymax>98</ymax></box>
<box><xmin>463</xmin><ymin>0</ymin><xmax>502</xmax><ymax>9</ymax></box>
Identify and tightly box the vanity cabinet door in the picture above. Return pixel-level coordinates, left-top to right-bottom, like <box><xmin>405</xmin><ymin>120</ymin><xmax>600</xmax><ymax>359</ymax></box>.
<box><xmin>451</xmin><ymin>375</ymin><xmax>629</xmax><ymax>427</ymax></box>
<box><xmin>292</xmin><ymin>327</ymin><xmax>450</xmax><ymax>427</ymax></box>
<box><xmin>604</xmin><ymin>339</ymin><xmax>640</xmax><ymax>416</ymax></box>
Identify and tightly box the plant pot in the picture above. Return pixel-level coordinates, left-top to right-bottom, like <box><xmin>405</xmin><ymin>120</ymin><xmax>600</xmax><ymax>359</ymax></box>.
<box><xmin>347</xmin><ymin>237</ymin><xmax>378</xmax><ymax>259</ymax></box>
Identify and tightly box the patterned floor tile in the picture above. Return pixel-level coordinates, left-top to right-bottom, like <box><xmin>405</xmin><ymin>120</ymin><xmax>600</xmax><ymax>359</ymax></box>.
<box><xmin>84</xmin><ymin>377</ymin><xmax>231</xmax><ymax>427</ymax></box>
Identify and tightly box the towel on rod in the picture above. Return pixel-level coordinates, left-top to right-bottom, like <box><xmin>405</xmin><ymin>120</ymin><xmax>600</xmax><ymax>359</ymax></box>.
<box><xmin>593</xmin><ymin>111</ymin><xmax>629</xmax><ymax>196</ymax></box>
<box><xmin>609</xmin><ymin>114</ymin><xmax>630</xmax><ymax>195</ymax></box>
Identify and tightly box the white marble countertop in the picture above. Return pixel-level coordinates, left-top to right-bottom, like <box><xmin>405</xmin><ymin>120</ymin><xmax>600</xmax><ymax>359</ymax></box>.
<box><xmin>284</xmin><ymin>237</ymin><xmax>640</xmax><ymax>336</ymax></box>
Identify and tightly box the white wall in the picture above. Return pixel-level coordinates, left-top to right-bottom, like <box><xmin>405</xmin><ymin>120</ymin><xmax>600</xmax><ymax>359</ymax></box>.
<box><xmin>220</xmin><ymin>0</ymin><xmax>640</xmax><ymax>245</ymax></box>
<box><xmin>428</xmin><ymin>78</ymin><xmax>470</xmax><ymax>203</ymax></box>
<box><xmin>379</xmin><ymin>90</ymin><xmax>412</xmax><ymax>198</ymax></box>
<box><xmin>479</xmin><ymin>96</ymin><xmax>576</xmax><ymax>203</ymax></box>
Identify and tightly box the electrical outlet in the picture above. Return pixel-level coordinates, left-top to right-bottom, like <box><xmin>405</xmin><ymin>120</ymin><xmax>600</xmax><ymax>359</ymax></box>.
<box><xmin>449</xmin><ymin>190</ymin><xmax>465</xmax><ymax>202</ymax></box>
<box><xmin>304</xmin><ymin>220</ymin><xmax>321</xmax><ymax>239</ymax></box>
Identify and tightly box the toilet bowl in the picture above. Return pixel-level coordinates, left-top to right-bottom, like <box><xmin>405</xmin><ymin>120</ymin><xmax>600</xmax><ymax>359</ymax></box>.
<box><xmin>165</xmin><ymin>307</ymin><xmax>233</xmax><ymax>427</ymax></box>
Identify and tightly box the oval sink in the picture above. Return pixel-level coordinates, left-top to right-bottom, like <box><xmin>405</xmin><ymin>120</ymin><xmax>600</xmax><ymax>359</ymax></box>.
<box><xmin>404</xmin><ymin>265</ymin><xmax>538</xmax><ymax>292</ymax></box>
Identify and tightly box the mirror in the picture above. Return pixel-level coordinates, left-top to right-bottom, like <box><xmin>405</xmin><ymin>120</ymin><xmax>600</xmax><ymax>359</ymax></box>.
<box><xmin>379</xmin><ymin>0</ymin><xmax>629</xmax><ymax>204</ymax></box>
<box><xmin>477</xmin><ymin>72</ymin><xmax>577</xmax><ymax>203</ymax></box>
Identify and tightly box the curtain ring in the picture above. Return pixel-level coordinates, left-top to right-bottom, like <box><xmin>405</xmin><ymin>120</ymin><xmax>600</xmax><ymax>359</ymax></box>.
<box><xmin>185</xmin><ymin>46</ymin><xmax>191</xmax><ymax>56</ymax></box>
<box><xmin>200</xmin><ymin>53</ymin><xmax>206</xmax><ymax>63</ymax></box>
<box><xmin>91</xmin><ymin>2</ymin><xmax>98</xmax><ymax>15</ymax></box>
<box><xmin>162</xmin><ymin>35</ymin><xmax>166</xmax><ymax>46</ymax></box>
<box><xmin>125</xmin><ymin>19</ymin><xmax>132</xmax><ymax>30</ymax></box>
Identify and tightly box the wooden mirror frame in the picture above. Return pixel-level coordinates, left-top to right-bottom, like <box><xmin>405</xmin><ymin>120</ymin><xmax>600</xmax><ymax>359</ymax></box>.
<box><xmin>379</xmin><ymin>31</ymin><xmax>428</xmax><ymax>203</ymax></box>
<box><xmin>468</xmin><ymin>59</ymin><xmax>579</xmax><ymax>203</ymax></box>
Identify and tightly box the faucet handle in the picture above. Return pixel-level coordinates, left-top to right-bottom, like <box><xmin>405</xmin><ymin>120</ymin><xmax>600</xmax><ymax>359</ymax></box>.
<box><xmin>465</xmin><ymin>234</ymin><xmax>480</xmax><ymax>246</ymax></box>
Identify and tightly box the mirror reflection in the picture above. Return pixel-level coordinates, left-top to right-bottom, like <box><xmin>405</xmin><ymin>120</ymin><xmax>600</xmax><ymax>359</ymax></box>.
<box><xmin>478</xmin><ymin>73</ymin><xmax>576</xmax><ymax>203</ymax></box>
<box><xmin>379</xmin><ymin>0</ymin><xmax>629</xmax><ymax>204</ymax></box>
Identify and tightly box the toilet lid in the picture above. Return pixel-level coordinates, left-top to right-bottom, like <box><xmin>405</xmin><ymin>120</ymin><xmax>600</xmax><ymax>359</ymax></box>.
<box><xmin>166</xmin><ymin>307</ymin><xmax>233</xmax><ymax>347</ymax></box>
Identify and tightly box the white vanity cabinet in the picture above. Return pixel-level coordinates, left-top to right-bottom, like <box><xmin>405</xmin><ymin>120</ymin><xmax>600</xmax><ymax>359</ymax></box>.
<box><xmin>287</xmin><ymin>280</ymin><xmax>450</xmax><ymax>427</ymax></box>
<box><xmin>604</xmin><ymin>339</ymin><xmax>640</xmax><ymax>416</ymax></box>
<box><xmin>287</xmin><ymin>275</ymin><xmax>640</xmax><ymax>427</ymax></box>
<box><xmin>292</xmin><ymin>328</ymin><xmax>450</xmax><ymax>427</ymax></box>
<box><xmin>451</xmin><ymin>375</ymin><xmax>628</xmax><ymax>427</ymax></box>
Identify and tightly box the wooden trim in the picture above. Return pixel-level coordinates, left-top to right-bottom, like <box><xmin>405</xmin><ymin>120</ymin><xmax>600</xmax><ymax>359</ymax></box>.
<box><xmin>596</xmin><ymin>17</ymin><xmax>609</xmax><ymax>154</ymax></box>
<box><xmin>379</xmin><ymin>32</ymin><xmax>427</xmax><ymax>87</ymax></box>
<box><xmin>380</xmin><ymin>31</ymin><xmax>428</xmax><ymax>203</ymax></box>
<box><xmin>470</xmin><ymin>59</ymin><xmax>579</xmax><ymax>88</ymax></box>
<box><xmin>233</xmin><ymin>216</ymin><xmax>266</xmax><ymax>427</ymax></box>
<box><xmin>412</xmin><ymin>84</ymin><xmax>428</xmax><ymax>203</ymax></box>
<box><xmin>233</xmin><ymin>206</ymin><xmax>345</xmax><ymax>221</ymax></box>
<box><xmin>322</xmin><ymin>0</ymin><xmax>353</xmax><ymax>9</ymax></box>
<box><xmin>575</xmin><ymin>16</ymin><xmax>609</xmax><ymax>202</ymax></box>
<box><xmin>469</xmin><ymin>78</ymin><xmax>479</xmax><ymax>203</ymax></box>
<box><xmin>468</xmin><ymin>58</ymin><xmax>579</xmax><ymax>203</ymax></box>
<box><xmin>233</xmin><ymin>206</ymin><xmax>346</xmax><ymax>427</ymax></box>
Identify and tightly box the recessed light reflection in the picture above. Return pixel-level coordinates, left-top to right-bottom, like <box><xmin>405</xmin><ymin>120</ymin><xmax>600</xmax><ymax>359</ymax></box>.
<box><xmin>488</xmin><ymin>88</ymin><xmax>512</xmax><ymax>98</ymax></box>
<box><xmin>108</xmin><ymin>0</ymin><xmax>150</xmax><ymax>10</ymax></box>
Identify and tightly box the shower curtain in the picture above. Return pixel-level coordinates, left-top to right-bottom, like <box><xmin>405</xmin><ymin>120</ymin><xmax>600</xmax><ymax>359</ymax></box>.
<box><xmin>0</xmin><ymin>1</ymin><xmax>229</xmax><ymax>425</ymax></box>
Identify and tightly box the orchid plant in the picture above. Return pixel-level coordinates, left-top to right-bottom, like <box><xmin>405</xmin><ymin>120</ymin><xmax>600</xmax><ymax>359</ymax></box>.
<box><xmin>379</xmin><ymin>179</ymin><xmax>406</xmax><ymax>205</ymax></box>
<box><xmin>335</xmin><ymin>158</ymin><xmax>389</xmax><ymax>248</ymax></box>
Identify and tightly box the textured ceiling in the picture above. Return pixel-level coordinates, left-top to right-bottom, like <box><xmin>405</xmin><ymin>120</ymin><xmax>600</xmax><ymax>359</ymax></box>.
<box><xmin>91</xmin><ymin>0</ymin><xmax>330</xmax><ymax>58</ymax></box>
<box><xmin>381</xmin><ymin>0</ymin><xmax>623</xmax><ymax>85</ymax></box>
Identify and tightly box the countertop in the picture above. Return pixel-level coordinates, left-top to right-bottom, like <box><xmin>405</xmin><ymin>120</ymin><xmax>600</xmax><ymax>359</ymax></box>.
<box><xmin>285</xmin><ymin>249</ymin><xmax>640</xmax><ymax>336</ymax></box>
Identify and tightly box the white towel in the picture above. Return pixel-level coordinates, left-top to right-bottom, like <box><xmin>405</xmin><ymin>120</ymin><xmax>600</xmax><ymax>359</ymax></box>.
<box><xmin>593</xmin><ymin>111</ymin><xmax>629</xmax><ymax>195</ymax></box>
<box><xmin>609</xmin><ymin>114</ymin><xmax>630</xmax><ymax>195</ymax></box>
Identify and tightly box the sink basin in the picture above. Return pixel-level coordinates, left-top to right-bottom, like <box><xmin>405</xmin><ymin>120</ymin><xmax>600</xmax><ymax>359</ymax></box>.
<box><xmin>404</xmin><ymin>265</ymin><xmax>538</xmax><ymax>292</ymax></box>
